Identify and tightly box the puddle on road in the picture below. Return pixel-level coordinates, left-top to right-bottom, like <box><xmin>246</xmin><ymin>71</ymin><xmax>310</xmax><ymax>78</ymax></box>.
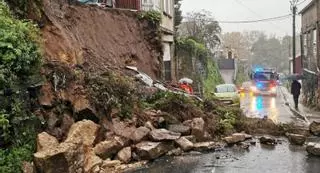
<box><xmin>128</xmin><ymin>138</ymin><xmax>320</xmax><ymax>173</ymax></box>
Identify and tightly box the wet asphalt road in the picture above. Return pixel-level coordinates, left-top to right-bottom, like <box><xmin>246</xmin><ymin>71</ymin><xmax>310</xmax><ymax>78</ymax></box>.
<box><xmin>127</xmin><ymin>87</ymin><xmax>320</xmax><ymax>173</ymax></box>
<box><xmin>240</xmin><ymin>88</ymin><xmax>305</xmax><ymax>124</ymax></box>
<box><xmin>128</xmin><ymin>139</ymin><xmax>320</xmax><ymax>173</ymax></box>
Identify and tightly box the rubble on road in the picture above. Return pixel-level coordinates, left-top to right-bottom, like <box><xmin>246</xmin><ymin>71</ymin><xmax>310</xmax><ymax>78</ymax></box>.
<box><xmin>287</xmin><ymin>133</ymin><xmax>306</xmax><ymax>146</ymax></box>
<box><xmin>259</xmin><ymin>136</ymin><xmax>277</xmax><ymax>145</ymax></box>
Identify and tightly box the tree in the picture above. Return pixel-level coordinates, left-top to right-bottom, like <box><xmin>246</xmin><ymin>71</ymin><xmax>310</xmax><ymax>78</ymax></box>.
<box><xmin>179</xmin><ymin>10</ymin><xmax>221</xmax><ymax>51</ymax></box>
<box><xmin>174</xmin><ymin>0</ymin><xmax>183</xmax><ymax>33</ymax></box>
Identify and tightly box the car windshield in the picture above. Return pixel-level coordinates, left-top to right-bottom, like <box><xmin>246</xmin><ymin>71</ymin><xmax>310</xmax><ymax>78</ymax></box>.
<box><xmin>216</xmin><ymin>85</ymin><xmax>236</xmax><ymax>93</ymax></box>
<box><xmin>253</xmin><ymin>72</ymin><xmax>274</xmax><ymax>81</ymax></box>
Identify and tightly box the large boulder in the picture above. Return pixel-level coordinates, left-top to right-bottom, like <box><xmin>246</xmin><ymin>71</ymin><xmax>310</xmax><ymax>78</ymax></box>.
<box><xmin>94</xmin><ymin>138</ymin><xmax>124</xmax><ymax>160</ymax></box>
<box><xmin>223</xmin><ymin>133</ymin><xmax>246</xmax><ymax>145</ymax></box>
<box><xmin>116</xmin><ymin>147</ymin><xmax>132</xmax><ymax>163</ymax></box>
<box><xmin>191</xmin><ymin>118</ymin><xmax>205</xmax><ymax>141</ymax></box>
<box><xmin>84</xmin><ymin>149</ymin><xmax>103</xmax><ymax>173</ymax></box>
<box><xmin>135</xmin><ymin>141</ymin><xmax>174</xmax><ymax>160</ymax></box>
<box><xmin>259</xmin><ymin>136</ymin><xmax>276</xmax><ymax>145</ymax></box>
<box><xmin>37</xmin><ymin>132</ymin><xmax>59</xmax><ymax>152</ymax></box>
<box><xmin>167</xmin><ymin>124</ymin><xmax>191</xmax><ymax>136</ymax></box>
<box><xmin>65</xmin><ymin>120</ymin><xmax>100</xmax><ymax>147</ymax></box>
<box><xmin>149</xmin><ymin>129</ymin><xmax>181</xmax><ymax>141</ymax></box>
<box><xmin>175</xmin><ymin>137</ymin><xmax>194</xmax><ymax>151</ymax></box>
<box><xmin>310</xmin><ymin>121</ymin><xmax>320</xmax><ymax>136</ymax></box>
<box><xmin>287</xmin><ymin>133</ymin><xmax>306</xmax><ymax>145</ymax></box>
<box><xmin>34</xmin><ymin>142</ymin><xmax>85</xmax><ymax>173</ymax></box>
<box><xmin>130</xmin><ymin>127</ymin><xmax>150</xmax><ymax>143</ymax></box>
<box><xmin>306</xmin><ymin>142</ymin><xmax>320</xmax><ymax>156</ymax></box>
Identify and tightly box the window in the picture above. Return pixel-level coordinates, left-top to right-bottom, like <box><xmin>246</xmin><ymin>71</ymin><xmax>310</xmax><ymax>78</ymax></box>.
<box><xmin>162</xmin><ymin>0</ymin><xmax>172</xmax><ymax>16</ymax></box>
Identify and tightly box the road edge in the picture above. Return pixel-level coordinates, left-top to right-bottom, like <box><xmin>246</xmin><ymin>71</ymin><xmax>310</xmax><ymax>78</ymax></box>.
<box><xmin>279</xmin><ymin>86</ymin><xmax>310</xmax><ymax>124</ymax></box>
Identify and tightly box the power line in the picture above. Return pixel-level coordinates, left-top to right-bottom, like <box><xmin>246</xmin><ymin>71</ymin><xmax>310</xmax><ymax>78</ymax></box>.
<box><xmin>297</xmin><ymin>0</ymin><xmax>307</xmax><ymax>6</ymax></box>
<box><xmin>233</xmin><ymin>0</ymin><xmax>288</xmax><ymax>32</ymax></box>
<box><xmin>218</xmin><ymin>15</ymin><xmax>291</xmax><ymax>24</ymax></box>
<box><xmin>183</xmin><ymin>14</ymin><xmax>291</xmax><ymax>24</ymax></box>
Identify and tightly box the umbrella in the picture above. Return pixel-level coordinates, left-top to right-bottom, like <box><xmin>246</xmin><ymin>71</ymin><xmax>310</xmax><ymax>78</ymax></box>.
<box><xmin>284</xmin><ymin>73</ymin><xmax>305</xmax><ymax>80</ymax></box>
<box><xmin>179</xmin><ymin>78</ymin><xmax>193</xmax><ymax>84</ymax></box>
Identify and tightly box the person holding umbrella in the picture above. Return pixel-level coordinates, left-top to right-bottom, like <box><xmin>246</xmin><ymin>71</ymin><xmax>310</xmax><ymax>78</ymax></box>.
<box><xmin>179</xmin><ymin>78</ymin><xmax>193</xmax><ymax>94</ymax></box>
<box><xmin>291</xmin><ymin>79</ymin><xmax>301</xmax><ymax>109</ymax></box>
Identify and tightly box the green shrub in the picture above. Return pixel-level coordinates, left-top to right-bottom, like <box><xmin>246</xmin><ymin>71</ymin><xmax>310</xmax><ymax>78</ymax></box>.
<box><xmin>86</xmin><ymin>71</ymin><xmax>137</xmax><ymax>120</ymax></box>
<box><xmin>138</xmin><ymin>10</ymin><xmax>162</xmax><ymax>26</ymax></box>
<box><xmin>0</xmin><ymin>1</ymin><xmax>42</xmax><ymax>172</ymax></box>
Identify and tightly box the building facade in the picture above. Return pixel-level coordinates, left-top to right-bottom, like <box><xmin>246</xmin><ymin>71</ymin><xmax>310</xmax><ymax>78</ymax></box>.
<box><xmin>114</xmin><ymin>0</ymin><xmax>175</xmax><ymax>81</ymax></box>
<box><xmin>300</xmin><ymin>0</ymin><xmax>320</xmax><ymax>107</ymax></box>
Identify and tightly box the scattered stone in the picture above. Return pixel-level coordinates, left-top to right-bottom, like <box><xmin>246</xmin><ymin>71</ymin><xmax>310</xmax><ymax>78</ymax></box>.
<box><xmin>184</xmin><ymin>135</ymin><xmax>197</xmax><ymax>143</ymax></box>
<box><xmin>224</xmin><ymin>133</ymin><xmax>246</xmax><ymax>145</ymax></box>
<box><xmin>34</xmin><ymin>142</ymin><xmax>85</xmax><ymax>173</ymax></box>
<box><xmin>244</xmin><ymin>134</ymin><xmax>253</xmax><ymax>140</ymax></box>
<box><xmin>250</xmin><ymin>140</ymin><xmax>257</xmax><ymax>145</ymax></box>
<box><xmin>116</xmin><ymin>147</ymin><xmax>132</xmax><ymax>163</ymax></box>
<box><xmin>310</xmin><ymin>121</ymin><xmax>320</xmax><ymax>136</ymax></box>
<box><xmin>73</xmin><ymin>96</ymin><xmax>96</xmax><ymax>119</ymax></box>
<box><xmin>287</xmin><ymin>133</ymin><xmax>306</xmax><ymax>145</ymax></box>
<box><xmin>175</xmin><ymin>137</ymin><xmax>194</xmax><ymax>151</ymax></box>
<box><xmin>306</xmin><ymin>142</ymin><xmax>320</xmax><ymax>156</ymax></box>
<box><xmin>167</xmin><ymin>124</ymin><xmax>191</xmax><ymax>136</ymax></box>
<box><xmin>130</xmin><ymin>126</ymin><xmax>150</xmax><ymax>143</ymax></box>
<box><xmin>187</xmin><ymin>151</ymin><xmax>202</xmax><ymax>155</ymax></box>
<box><xmin>182</xmin><ymin>120</ymin><xmax>193</xmax><ymax>127</ymax></box>
<box><xmin>135</xmin><ymin>141</ymin><xmax>174</xmax><ymax>160</ymax></box>
<box><xmin>259</xmin><ymin>136</ymin><xmax>276</xmax><ymax>145</ymax></box>
<box><xmin>38</xmin><ymin>84</ymin><xmax>54</xmax><ymax>108</ymax></box>
<box><xmin>101</xmin><ymin>160</ymin><xmax>121</xmax><ymax>169</ymax></box>
<box><xmin>238</xmin><ymin>142</ymin><xmax>250</xmax><ymax>149</ymax></box>
<box><xmin>145</xmin><ymin>121</ymin><xmax>155</xmax><ymax>130</ymax></box>
<box><xmin>191</xmin><ymin>118</ymin><xmax>205</xmax><ymax>141</ymax></box>
<box><xmin>193</xmin><ymin>142</ymin><xmax>217</xmax><ymax>151</ymax></box>
<box><xmin>36</xmin><ymin>132</ymin><xmax>59</xmax><ymax>152</ymax></box>
<box><xmin>203</xmin><ymin>131</ymin><xmax>213</xmax><ymax>141</ymax></box>
<box><xmin>112</xmin><ymin>119</ymin><xmax>137</xmax><ymax>139</ymax></box>
<box><xmin>167</xmin><ymin>148</ymin><xmax>183</xmax><ymax>156</ymax></box>
<box><xmin>149</xmin><ymin>129</ymin><xmax>181</xmax><ymax>141</ymax></box>
<box><xmin>94</xmin><ymin>139</ymin><xmax>123</xmax><ymax>159</ymax></box>
<box><xmin>65</xmin><ymin>120</ymin><xmax>100</xmax><ymax>146</ymax></box>
<box><xmin>22</xmin><ymin>162</ymin><xmax>34</xmax><ymax>173</ymax></box>
<box><xmin>84</xmin><ymin>150</ymin><xmax>103</xmax><ymax>173</ymax></box>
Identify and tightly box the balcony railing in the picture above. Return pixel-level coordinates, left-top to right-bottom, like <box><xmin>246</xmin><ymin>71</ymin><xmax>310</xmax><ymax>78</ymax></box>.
<box><xmin>115</xmin><ymin>0</ymin><xmax>161</xmax><ymax>11</ymax></box>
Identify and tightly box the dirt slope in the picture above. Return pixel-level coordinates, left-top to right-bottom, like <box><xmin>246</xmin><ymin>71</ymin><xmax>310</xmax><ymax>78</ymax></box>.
<box><xmin>42</xmin><ymin>0</ymin><xmax>161</xmax><ymax>79</ymax></box>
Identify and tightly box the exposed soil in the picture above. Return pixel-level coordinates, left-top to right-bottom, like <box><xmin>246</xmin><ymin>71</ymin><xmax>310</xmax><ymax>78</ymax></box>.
<box><xmin>41</xmin><ymin>0</ymin><xmax>162</xmax><ymax>79</ymax></box>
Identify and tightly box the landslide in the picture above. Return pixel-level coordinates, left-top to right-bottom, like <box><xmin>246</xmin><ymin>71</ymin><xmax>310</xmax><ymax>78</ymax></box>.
<box><xmin>41</xmin><ymin>0</ymin><xmax>162</xmax><ymax>79</ymax></box>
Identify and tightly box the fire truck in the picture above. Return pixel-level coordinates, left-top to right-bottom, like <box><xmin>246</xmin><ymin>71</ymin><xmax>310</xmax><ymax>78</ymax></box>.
<box><xmin>250</xmin><ymin>68</ymin><xmax>278</xmax><ymax>96</ymax></box>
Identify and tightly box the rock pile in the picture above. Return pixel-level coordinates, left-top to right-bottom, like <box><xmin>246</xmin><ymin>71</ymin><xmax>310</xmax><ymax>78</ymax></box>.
<box><xmin>33</xmin><ymin>117</ymin><xmax>221</xmax><ymax>172</ymax></box>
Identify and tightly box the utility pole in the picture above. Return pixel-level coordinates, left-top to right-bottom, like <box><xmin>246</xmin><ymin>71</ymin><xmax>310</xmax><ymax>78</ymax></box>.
<box><xmin>291</xmin><ymin>0</ymin><xmax>298</xmax><ymax>74</ymax></box>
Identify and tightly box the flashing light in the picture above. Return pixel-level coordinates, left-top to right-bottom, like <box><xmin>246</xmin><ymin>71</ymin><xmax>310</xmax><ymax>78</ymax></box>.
<box><xmin>256</xmin><ymin>82</ymin><xmax>263</xmax><ymax>89</ymax></box>
<box><xmin>254</xmin><ymin>68</ymin><xmax>264</xmax><ymax>72</ymax></box>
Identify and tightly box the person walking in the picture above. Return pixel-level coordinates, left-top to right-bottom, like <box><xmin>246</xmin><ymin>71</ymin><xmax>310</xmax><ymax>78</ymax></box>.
<box><xmin>291</xmin><ymin>80</ymin><xmax>301</xmax><ymax>109</ymax></box>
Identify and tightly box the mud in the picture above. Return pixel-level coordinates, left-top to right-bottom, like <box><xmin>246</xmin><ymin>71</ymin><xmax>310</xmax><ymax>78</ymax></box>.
<box><xmin>42</xmin><ymin>0</ymin><xmax>162</xmax><ymax>79</ymax></box>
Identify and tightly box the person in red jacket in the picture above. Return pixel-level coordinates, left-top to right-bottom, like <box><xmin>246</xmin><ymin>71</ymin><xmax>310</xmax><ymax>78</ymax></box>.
<box><xmin>179</xmin><ymin>81</ymin><xmax>193</xmax><ymax>94</ymax></box>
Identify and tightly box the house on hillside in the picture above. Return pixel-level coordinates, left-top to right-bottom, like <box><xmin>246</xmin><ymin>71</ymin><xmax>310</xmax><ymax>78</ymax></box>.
<box><xmin>113</xmin><ymin>0</ymin><xmax>175</xmax><ymax>81</ymax></box>
<box><xmin>299</xmin><ymin>0</ymin><xmax>320</xmax><ymax>106</ymax></box>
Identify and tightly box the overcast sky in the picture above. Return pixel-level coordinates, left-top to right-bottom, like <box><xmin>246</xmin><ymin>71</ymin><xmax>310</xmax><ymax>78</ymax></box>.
<box><xmin>181</xmin><ymin>0</ymin><xmax>312</xmax><ymax>37</ymax></box>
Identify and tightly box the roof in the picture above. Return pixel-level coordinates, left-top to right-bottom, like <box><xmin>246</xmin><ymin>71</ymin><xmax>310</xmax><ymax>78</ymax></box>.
<box><xmin>299</xmin><ymin>0</ymin><xmax>316</xmax><ymax>15</ymax></box>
